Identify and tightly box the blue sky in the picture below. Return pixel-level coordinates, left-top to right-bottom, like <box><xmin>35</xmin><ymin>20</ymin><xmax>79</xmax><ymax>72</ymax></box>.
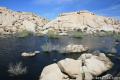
<box><xmin>0</xmin><ymin>0</ymin><xmax>120</xmax><ymax>20</ymax></box>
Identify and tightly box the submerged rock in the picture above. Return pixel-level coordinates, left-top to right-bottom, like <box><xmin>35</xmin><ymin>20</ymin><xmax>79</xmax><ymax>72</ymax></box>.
<box><xmin>21</xmin><ymin>52</ymin><xmax>37</xmax><ymax>57</ymax></box>
<box><xmin>64</xmin><ymin>44</ymin><xmax>88</xmax><ymax>53</ymax></box>
<box><xmin>40</xmin><ymin>53</ymin><xmax>113</xmax><ymax>80</ymax></box>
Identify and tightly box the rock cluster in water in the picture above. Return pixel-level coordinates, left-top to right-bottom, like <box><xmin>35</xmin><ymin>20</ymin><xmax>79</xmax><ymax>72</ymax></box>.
<box><xmin>0</xmin><ymin>7</ymin><xmax>48</xmax><ymax>35</ymax></box>
<box><xmin>21</xmin><ymin>51</ymin><xmax>40</xmax><ymax>57</ymax></box>
<box><xmin>39</xmin><ymin>53</ymin><xmax>113</xmax><ymax>80</ymax></box>
<box><xmin>63</xmin><ymin>44</ymin><xmax>88</xmax><ymax>53</ymax></box>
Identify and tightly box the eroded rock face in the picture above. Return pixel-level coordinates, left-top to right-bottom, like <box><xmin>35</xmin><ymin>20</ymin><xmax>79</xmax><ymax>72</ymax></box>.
<box><xmin>43</xmin><ymin>10</ymin><xmax>120</xmax><ymax>34</ymax></box>
<box><xmin>64</xmin><ymin>44</ymin><xmax>88</xmax><ymax>53</ymax></box>
<box><xmin>0</xmin><ymin>7</ymin><xmax>48</xmax><ymax>35</ymax></box>
<box><xmin>40</xmin><ymin>53</ymin><xmax>113</xmax><ymax>80</ymax></box>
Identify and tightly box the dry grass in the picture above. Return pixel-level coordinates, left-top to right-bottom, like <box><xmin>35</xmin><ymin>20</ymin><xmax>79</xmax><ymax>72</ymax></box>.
<box><xmin>8</xmin><ymin>62</ymin><xmax>27</xmax><ymax>76</ymax></box>
<box><xmin>41</xmin><ymin>42</ymin><xmax>52</xmax><ymax>52</ymax></box>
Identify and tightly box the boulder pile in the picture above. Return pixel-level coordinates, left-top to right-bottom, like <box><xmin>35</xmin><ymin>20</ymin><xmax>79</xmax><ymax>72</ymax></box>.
<box><xmin>0</xmin><ymin>7</ymin><xmax>120</xmax><ymax>36</ymax></box>
<box><xmin>43</xmin><ymin>10</ymin><xmax>120</xmax><ymax>35</ymax></box>
<box><xmin>39</xmin><ymin>53</ymin><xmax>113</xmax><ymax>80</ymax></box>
<box><xmin>63</xmin><ymin>44</ymin><xmax>88</xmax><ymax>53</ymax></box>
<box><xmin>0</xmin><ymin>7</ymin><xmax>48</xmax><ymax>35</ymax></box>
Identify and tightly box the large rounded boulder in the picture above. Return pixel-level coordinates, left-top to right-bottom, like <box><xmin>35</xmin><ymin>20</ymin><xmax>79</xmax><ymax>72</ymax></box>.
<box><xmin>39</xmin><ymin>53</ymin><xmax>113</xmax><ymax>80</ymax></box>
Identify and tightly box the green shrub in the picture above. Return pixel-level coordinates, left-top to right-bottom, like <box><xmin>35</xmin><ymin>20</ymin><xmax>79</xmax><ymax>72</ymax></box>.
<box><xmin>105</xmin><ymin>31</ymin><xmax>114</xmax><ymax>36</ymax></box>
<box><xmin>47</xmin><ymin>30</ymin><xmax>60</xmax><ymax>39</ymax></box>
<box><xmin>113</xmin><ymin>33</ymin><xmax>120</xmax><ymax>40</ymax></box>
<box><xmin>36</xmin><ymin>32</ymin><xmax>44</xmax><ymax>37</ymax></box>
<box><xmin>96</xmin><ymin>31</ymin><xmax>114</xmax><ymax>37</ymax></box>
<box><xmin>70</xmin><ymin>31</ymin><xmax>85</xmax><ymax>38</ymax></box>
<box><xmin>17</xmin><ymin>30</ymin><xmax>31</xmax><ymax>38</ymax></box>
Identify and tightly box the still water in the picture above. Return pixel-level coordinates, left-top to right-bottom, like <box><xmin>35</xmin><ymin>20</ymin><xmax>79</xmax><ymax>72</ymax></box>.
<box><xmin>0</xmin><ymin>35</ymin><xmax>120</xmax><ymax>80</ymax></box>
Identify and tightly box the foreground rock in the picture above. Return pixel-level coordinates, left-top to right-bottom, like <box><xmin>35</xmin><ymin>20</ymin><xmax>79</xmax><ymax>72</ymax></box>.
<box><xmin>43</xmin><ymin>10</ymin><xmax>120</xmax><ymax>35</ymax></box>
<box><xmin>39</xmin><ymin>53</ymin><xmax>113</xmax><ymax>80</ymax></box>
<box><xmin>58</xmin><ymin>58</ymin><xmax>82</xmax><ymax>78</ymax></box>
<box><xmin>64</xmin><ymin>44</ymin><xmax>88</xmax><ymax>53</ymax></box>
<box><xmin>0</xmin><ymin>7</ymin><xmax>48</xmax><ymax>36</ymax></box>
<box><xmin>40</xmin><ymin>63</ymin><xmax>68</xmax><ymax>80</ymax></box>
<box><xmin>78</xmin><ymin>53</ymin><xmax>113</xmax><ymax>76</ymax></box>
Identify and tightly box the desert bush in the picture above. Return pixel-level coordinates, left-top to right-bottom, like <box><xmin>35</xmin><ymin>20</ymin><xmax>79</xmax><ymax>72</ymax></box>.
<box><xmin>41</xmin><ymin>42</ymin><xmax>61</xmax><ymax>53</ymax></box>
<box><xmin>69</xmin><ymin>31</ymin><xmax>85</xmax><ymax>38</ymax></box>
<box><xmin>16</xmin><ymin>30</ymin><xmax>32</xmax><ymax>38</ymax></box>
<box><xmin>47</xmin><ymin>30</ymin><xmax>60</xmax><ymax>39</ymax></box>
<box><xmin>113</xmin><ymin>33</ymin><xmax>120</xmax><ymax>40</ymax></box>
<box><xmin>8</xmin><ymin>62</ymin><xmax>27</xmax><ymax>76</ymax></box>
<box><xmin>36</xmin><ymin>32</ymin><xmax>44</xmax><ymax>37</ymax></box>
<box><xmin>41</xmin><ymin>42</ymin><xmax>52</xmax><ymax>52</ymax></box>
<box><xmin>100</xmin><ymin>31</ymin><xmax>120</xmax><ymax>40</ymax></box>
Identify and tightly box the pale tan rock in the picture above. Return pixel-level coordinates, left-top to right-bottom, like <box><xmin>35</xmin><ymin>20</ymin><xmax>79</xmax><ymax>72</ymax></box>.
<box><xmin>40</xmin><ymin>53</ymin><xmax>113</xmax><ymax>80</ymax></box>
<box><xmin>64</xmin><ymin>44</ymin><xmax>88</xmax><ymax>53</ymax></box>
<box><xmin>21</xmin><ymin>52</ymin><xmax>36</xmax><ymax>57</ymax></box>
<box><xmin>57</xmin><ymin>58</ymin><xmax>82</xmax><ymax>78</ymax></box>
<box><xmin>22</xmin><ymin>20</ymin><xmax>36</xmax><ymax>33</ymax></box>
<box><xmin>40</xmin><ymin>63</ymin><xmax>67</xmax><ymax>80</ymax></box>
<box><xmin>79</xmin><ymin>53</ymin><xmax>113</xmax><ymax>76</ymax></box>
<box><xmin>44</xmin><ymin>10</ymin><xmax>120</xmax><ymax>34</ymax></box>
<box><xmin>0</xmin><ymin>7</ymin><xmax>48</xmax><ymax>35</ymax></box>
<box><xmin>84</xmin><ymin>72</ymin><xmax>93</xmax><ymax>80</ymax></box>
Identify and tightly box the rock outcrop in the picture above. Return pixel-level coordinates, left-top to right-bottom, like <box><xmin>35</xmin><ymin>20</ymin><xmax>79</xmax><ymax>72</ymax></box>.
<box><xmin>78</xmin><ymin>53</ymin><xmax>113</xmax><ymax>76</ymax></box>
<box><xmin>21</xmin><ymin>51</ymin><xmax>40</xmax><ymax>57</ymax></box>
<box><xmin>39</xmin><ymin>53</ymin><xmax>113</xmax><ymax>80</ymax></box>
<box><xmin>1</xmin><ymin>7</ymin><xmax>120</xmax><ymax>36</ymax></box>
<box><xmin>21</xmin><ymin>52</ymin><xmax>36</xmax><ymax>57</ymax></box>
<box><xmin>0</xmin><ymin>7</ymin><xmax>48</xmax><ymax>35</ymax></box>
<box><xmin>40</xmin><ymin>63</ymin><xmax>68</xmax><ymax>80</ymax></box>
<box><xmin>43</xmin><ymin>10</ymin><xmax>120</xmax><ymax>34</ymax></box>
<box><xmin>63</xmin><ymin>44</ymin><xmax>88</xmax><ymax>53</ymax></box>
<box><xmin>58</xmin><ymin>58</ymin><xmax>82</xmax><ymax>78</ymax></box>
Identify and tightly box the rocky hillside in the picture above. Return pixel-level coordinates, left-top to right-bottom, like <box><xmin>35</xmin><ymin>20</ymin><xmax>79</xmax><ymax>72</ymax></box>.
<box><xmin>0</xmin><ymin>8</ymin><xmax>120</xmax><ymax>36</ymax></box>
<box><xmin>0</xmin><ymin>7</ymin><xmax>48</xmax><ymax>35</ymax></box>
<box><xmin>43</xmin><ymin>10</ymin><xmax>120</xmax><ymax>34</ymax></box>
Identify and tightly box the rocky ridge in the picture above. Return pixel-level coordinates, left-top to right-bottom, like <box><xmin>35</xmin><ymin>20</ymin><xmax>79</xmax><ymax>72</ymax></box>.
<box><xmin>43</xmin><ymin>10</ymin><xmax>120</xmax><ymax>34</ymax></box>
<box><xmin>0</xmin><ymin>7</ymin><xmax>48</xmax><ymax>35</ymax></box>
<box><xmin>0</xmin><ymin>7</ymin><xmax>120</xmax><ymax>36</ymax></box>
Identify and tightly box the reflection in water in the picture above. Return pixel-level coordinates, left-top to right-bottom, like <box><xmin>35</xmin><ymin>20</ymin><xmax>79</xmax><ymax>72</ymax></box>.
<box><xmin>80</xmin><ymin>35</ymin><xmax>116</xmax><ymax>53</ymax></box>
